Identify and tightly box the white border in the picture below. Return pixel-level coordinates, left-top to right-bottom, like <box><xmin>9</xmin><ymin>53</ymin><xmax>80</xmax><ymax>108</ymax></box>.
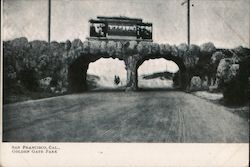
<box><xmin>0</xmin><ymin>1</ymin><xmax>249</xmax><ymax>167</ymax></box>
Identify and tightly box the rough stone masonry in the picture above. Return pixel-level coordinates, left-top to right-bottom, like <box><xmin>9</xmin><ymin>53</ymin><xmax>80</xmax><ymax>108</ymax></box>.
<box><xmin>3</xmin><ymin>37</ymin><xmax>249</xmax><ymax>98</ymax></box>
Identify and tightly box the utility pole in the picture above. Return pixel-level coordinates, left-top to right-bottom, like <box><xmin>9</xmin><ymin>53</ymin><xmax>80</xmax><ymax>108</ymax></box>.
<box><xmin>181</xmin><ymin>0</ymin><xmax>191</xmax><ymax>46</ymax></box>
<box><xmin>48</xmin><ymin>0</ymin><xmax>51</xmax><ymax>43</ymax></box>
<box><xmin>187</xmin><ymin>0</ymin><xmax>190</xmax><ymax>46</ymax></box>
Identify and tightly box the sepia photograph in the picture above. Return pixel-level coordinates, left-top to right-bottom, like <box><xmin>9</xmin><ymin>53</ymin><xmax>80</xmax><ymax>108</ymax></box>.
<box><xmin>1</xmin><ymin>1</ymin><xmax>250</xmax><ymax>166</ymax></box>
<box><xmin>2</xmin><ymin>0</ymin><xmax>249</xmax><ymax>144</ymax></box>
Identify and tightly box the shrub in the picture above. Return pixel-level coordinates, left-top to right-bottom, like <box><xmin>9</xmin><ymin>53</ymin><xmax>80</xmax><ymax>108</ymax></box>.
<box><xmin>18</xmin><ymin>69</ymin><xmax>39</xmax><ymax>91</ymax></box>
<box><xmin>222</xmin><ymin>57</ymin><xmax>250</xmax><ymax>105</ymax></box>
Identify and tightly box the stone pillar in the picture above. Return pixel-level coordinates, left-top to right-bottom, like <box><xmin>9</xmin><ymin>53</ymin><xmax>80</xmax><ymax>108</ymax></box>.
<box><xmin>180</xmin><ymin>70</ymin><xmax>189</xmax><ymax>90</ymax></box>
<box><xmin>124</xmin><ymin>56</ymin><xmax>138</xmax><ymax>91</ymax></box>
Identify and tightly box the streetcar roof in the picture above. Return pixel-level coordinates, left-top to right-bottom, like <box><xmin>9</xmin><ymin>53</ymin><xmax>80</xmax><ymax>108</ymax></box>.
<box><xmin>97</xmin><ymin>16</ymin><xmax>143</xmax><ymax>23</ymax></box>
<box><xmin>89</xmin><ymin>16</ymin><xmax>152</xmax><ymax>26</ymax></box>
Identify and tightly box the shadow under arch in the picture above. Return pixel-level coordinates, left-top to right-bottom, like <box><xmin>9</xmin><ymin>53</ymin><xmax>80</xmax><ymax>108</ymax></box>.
<box><xmin>68</xmin><ymin>53</ymin><xmax>125</xmax><ymax>93</ymax></box>
<box><xmin>136</xmin><ymin>54</ymin><xmax>187</xmax><ymax>90</ymax></box>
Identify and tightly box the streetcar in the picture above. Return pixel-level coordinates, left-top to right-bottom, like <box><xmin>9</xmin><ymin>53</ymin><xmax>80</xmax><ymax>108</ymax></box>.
<box><xmin>88</xmin><ymin>16</ymin><xmax>153</xmax><ymax>41</ymax></box>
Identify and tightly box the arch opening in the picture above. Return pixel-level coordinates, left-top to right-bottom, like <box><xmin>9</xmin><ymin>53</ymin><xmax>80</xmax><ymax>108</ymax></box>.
<box><xmin>137</xmin><ymin>58</ymin><xmax>185</xmax><ymax>90</ymax></box>
<box><xmin>68</xmin><ymin>57</ymin><xmax>127</xmax><ymax>92</ymax></box>
<box><xmin>87</xmin><ymin>58</ymin><xmax>126</xmax><ymax>90</ymax></box>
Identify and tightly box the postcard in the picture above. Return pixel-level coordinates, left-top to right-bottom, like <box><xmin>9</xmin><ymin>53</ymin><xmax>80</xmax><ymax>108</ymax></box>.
<box><xmin>1</xmin><ymin>0</ymin><xmax>249</xmax><ymax>166</ymax></box>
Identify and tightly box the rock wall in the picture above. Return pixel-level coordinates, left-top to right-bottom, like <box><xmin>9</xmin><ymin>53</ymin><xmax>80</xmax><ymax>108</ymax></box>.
<box><xmin>3</xmin><ymin>37</ymin><xmax>250</xmax><ymax>104</ymax></box>
<box><xmin>3</xmin><ymin>38</ymin><xmax>67</xmax><ymax>96</ymax></box>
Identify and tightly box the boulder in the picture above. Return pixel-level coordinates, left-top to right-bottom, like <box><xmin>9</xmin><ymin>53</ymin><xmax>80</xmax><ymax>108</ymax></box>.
<box><xmin>210</xmin><ymin>52</ymin><xmax>226</xmax><ymax>84</ymax></box>
<box><xmin>189</xmin><ymin>44</ymin><xmax>200</xmax><ymax>56</ymax></box>
<box><xmin>106</xmin><ymin>41</ymin><xmax>117</xmax><ymax>56</ymax></box>
<box><xmin>183</xmin><ymin>53</ymin><xmax>198</xmax><ymax>69</ymax></box>
<box><xmin>177</xmin><ymin>43</ymin><xmax>189</xmax><ymax>56</ymax></box>
<box><xmin>182</xmin><ymin>45</ymin><xmax>200</xmax><ymax>69</ymax></box>
<box><xmin>82</xmin><ymin>41</ymin><xmax>90</xmax><ymax>54</ymax></box>
<box><xmin>39</xmin><ymin>77</ymin><xmax>52</xmax><ymax>90</ymax></box>
<box><xmin>6</xmin><ymin>65</ymin><xmax>16</xmax><ymax>80</ymax></box>
<box><xmin>228</xmin><ymin>64</ymin><xmax>239</xmax><ymax>80</ymax></box>
<box><xmin>50</xmin><ymin>87</ymin><xmax>56</xmax><ymax>93</ymax></box>
<box><xmin>61</xmin><ymin>88</ymin><xmax>67</xmax><ymax>94</ymax></box>
<box><xmin>100</xmin><ymin>41</ymin><xmax>107</xmax><ymax>54</ymax></box>
<box><xmin>231</xmin><ymin>54</ymin><xmax>240</xmax><ymax>64</ymax></box>
<box><xmin>233</xmin><ymin>46</ymin><xmax>250</xmax><ymax>57</ymax></box>
<box><xmin>124</xmin><ymin>40</ymin><xmax>138</xmax><ymax>55</ymax></box>
<box><xmin>208</xmin><ymin>85</ymin><xmax>218</xmax><ymax>93</ymax></box>
<box><xmin>71</xmin><ymin>39</ymin><xmax>83</xmax><ymax>49</ymax></box>
<box><xmin>216</xmin><ymin>57</ymin><xmax>240</xmax><ymax>84</ymax></box>
<box><xmin>50</xmin><ymin>41</ymin><xmax>60</xmax><ymax>50</ymax></box>
<box><xmin>211</xmin><ymin>51</ymin><xmax>225</xmax><ymax>65</ymax></box>
<box><xmin>89</xmin><ymin>40</ymin><xmax>101</xmax><ymax>54</ymax></box>
<box><xmin>151</xmin><ymin>43</ymin><xmax>160</xmax><ymax>54</ymax></box>
<box><xmin>200</xmin><ymin>42</ymin><xmax>216</xmax><ymax>54</ymax></box>
<box><xmin>7</xmin><ymin>71</ymin><xmax>17</xmax><ymax>80</ymax></box>
<box><xmin>170</xmin><ymin>45</ymin><xmax>179</xmax><ymax>57</ymax></box>
<box><xmin>216</xmin><ymin>58</ymin><xmax>232</xmax><ymax>84</ymax></box>
<box><xmin>30</xmin><ymin>40</ymin><xmax>48</xmax><ymax>52</ymax></box>
<box><xmin>137</xmin><ymin>42</ymin><xmax>151</xmax><ymax>55</ymax></box>
<box><xmin>10</xmin><ymin>37</ymin><xmax>29</xmax><ymax>48</ymax></box>
<box><xmin>115</xmin><ymin>41</ymin><xmax>123</xmax><ymax>57</ymax></box>
<box><xmin>159</xmin><ymin>43</ymin><xmax>171</xmax><ymax>55</ymax></box>
<box><xmin>65</xmin><ymin>40</ymin><xmax>71</xmax><ymax>51</ymax></box>
<box><xmin>190</xmin><ymin>76</ymin><xmax>202</xmax><ymax>91</ymax></box>
<box><xmin>201</xmin><ymin>76</ymin><xmax>209</xmax><ymax>90</ymax></box>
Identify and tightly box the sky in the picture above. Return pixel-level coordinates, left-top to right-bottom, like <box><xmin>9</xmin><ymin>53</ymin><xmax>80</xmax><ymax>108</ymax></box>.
<box><xmin>2</xmin><ymin>0</ymin><xmax>250</xmax><ymax>48</ymax></box>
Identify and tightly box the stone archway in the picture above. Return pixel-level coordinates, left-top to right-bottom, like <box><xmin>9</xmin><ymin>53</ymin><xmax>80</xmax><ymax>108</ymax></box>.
<box><xmin>137</xmin><ymin>58</ymin><xmax>179</xmax><ymax>89</ymax></box>
<box><xmin>136</xmin><ymin>56</ymin><xmax>187</xmax><ymax>90</ymax></box>
<box><xmin>123</xmin><ymin>54</ymin><xmax>188</xmax><ymax>91</ymax></box>
<box><xmin>67</xmin><ymin>54</ymin><xmax>126</xmax><ymax>93</ymax></box>
<box><xmin>64</xmin><ymin>40</ymin><xmax>204</xmax><ymax>93</ymax></box>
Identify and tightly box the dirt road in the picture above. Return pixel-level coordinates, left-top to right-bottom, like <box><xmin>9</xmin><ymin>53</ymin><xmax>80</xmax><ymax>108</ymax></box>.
<box><xmin>3</xmin><ymin>90</ymin><xmax>249</xmax><ymax>142</ymax></box>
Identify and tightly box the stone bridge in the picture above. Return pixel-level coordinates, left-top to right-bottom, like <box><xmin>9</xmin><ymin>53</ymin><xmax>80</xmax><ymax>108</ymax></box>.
<box><xmin>4</xmin><ymin>37</ymin><xmax>249</xmax><ymax>105</ymax></box>
<box><xmin>63</xmin><ymin>39</ymin><xmax>216</xmax><ymax>92</ymax></box>
<box><xmin>4</xmin><ymin>37</ymin><xmax>220</xmax><ymax>94</ymax></box>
